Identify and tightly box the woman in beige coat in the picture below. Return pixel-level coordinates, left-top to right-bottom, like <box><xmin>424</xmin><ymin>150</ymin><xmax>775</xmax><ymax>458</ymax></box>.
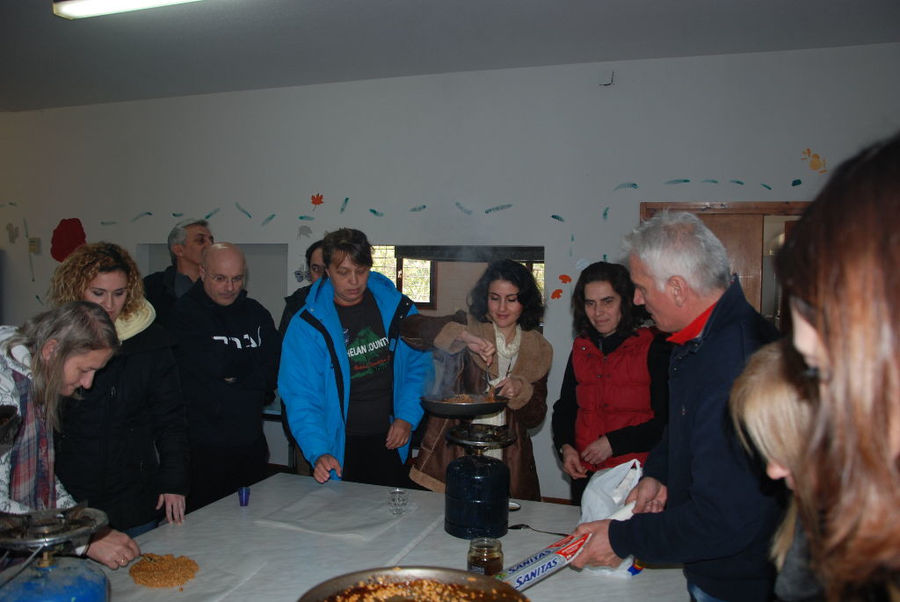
<box><xmin>401</xmin><ymin>259</ymin><xmax>552</xmax><ymax>501</ymax></box>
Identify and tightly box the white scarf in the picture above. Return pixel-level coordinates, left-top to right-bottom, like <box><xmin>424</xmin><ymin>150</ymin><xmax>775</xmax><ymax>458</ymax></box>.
<box><xmin>472</xmin><ymin>323</ymin><xmax>521</xmax><ymax>458</ymax></box>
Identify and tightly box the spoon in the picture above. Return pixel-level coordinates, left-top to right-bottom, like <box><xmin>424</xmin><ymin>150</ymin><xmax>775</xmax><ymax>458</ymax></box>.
<box><xmin>508</xmin><ymin>523</ymin><xmax>569</xmax><ymax>537</ymax></box>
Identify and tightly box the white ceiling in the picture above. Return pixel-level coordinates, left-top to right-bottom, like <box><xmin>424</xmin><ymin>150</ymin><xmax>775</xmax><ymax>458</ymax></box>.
<box><xmin>2</xmin><ymin>0</ymin><xmax>898</xmax><ymax>112</ymax></box>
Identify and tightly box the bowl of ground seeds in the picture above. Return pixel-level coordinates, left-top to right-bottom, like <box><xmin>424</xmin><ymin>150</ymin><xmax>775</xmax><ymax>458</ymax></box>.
<box><xmin>129</xmin><ymin>553</ymin><xmax>200</xmax><ymax>590</ymax></box>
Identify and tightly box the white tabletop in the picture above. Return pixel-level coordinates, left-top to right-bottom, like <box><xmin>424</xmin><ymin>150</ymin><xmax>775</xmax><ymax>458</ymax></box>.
<box><xmin>103</xmin><ymin>473</ymin><xmax>687</xmax><ymax>601</ymax></box>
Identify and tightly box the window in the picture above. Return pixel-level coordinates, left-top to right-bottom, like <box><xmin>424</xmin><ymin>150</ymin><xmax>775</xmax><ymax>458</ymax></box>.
<box><xmin>527</xmin><ymin>262</ymin><xmax>545</xmax><ymax>297</ymax></box>
<box><xmin>372</xmin><ymin>245</ymin><xmax>436</xmax><ymax>309</ymax></box>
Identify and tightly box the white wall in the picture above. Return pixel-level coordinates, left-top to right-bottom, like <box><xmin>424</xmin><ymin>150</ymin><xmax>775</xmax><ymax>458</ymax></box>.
<box><xmin>1</xmin><ymin>43</ymin><xmax>898</xmax><ymax>499</ymax></box>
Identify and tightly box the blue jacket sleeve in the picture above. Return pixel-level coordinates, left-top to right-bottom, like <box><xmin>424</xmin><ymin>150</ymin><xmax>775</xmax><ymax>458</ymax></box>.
<box><xmin>278</xmin><ymin>316</ymin><xmax>338</xmax><ymax>468</ymax></box>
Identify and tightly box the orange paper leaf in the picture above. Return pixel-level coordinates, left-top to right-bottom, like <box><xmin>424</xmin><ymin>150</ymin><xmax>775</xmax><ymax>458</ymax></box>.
<box><xmin>551</xmin><ymin>289</ymin><xmax>563</xmax><ymax>299</ymax></box>
<box><xmin>558</xmin><ymin>274</ymin><xmax>572</xmax><ymax>284</ymax></box>
<box><xmin>311</xmin><ymin>193</ymin><xmax>324</xmax><ymax>207</ymax></box>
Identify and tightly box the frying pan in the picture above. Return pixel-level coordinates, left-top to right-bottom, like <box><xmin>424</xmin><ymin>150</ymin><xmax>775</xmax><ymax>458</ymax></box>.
<box><xmin>298</xmin><ymin>566</ymin><xmax>528</xmax><ymax>601</ymax></box>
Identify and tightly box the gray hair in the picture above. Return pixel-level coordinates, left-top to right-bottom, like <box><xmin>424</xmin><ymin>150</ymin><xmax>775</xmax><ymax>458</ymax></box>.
<box><xmin>6</xmin><ymin>301</ymin><xmax>119</xmax><ymax>430</ymax></box>
<box><xmin>622</xmin><ymin>211</ymin><xmax>731</xmax><ymax>295</ymax></box>
<box><xmin>167</xmin><ymin>218</ymin><xmax>209</xmax><ymax>265</ymax></box>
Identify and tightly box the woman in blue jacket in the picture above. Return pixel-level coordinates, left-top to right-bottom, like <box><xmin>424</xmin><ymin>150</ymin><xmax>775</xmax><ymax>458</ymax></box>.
<box><xmin>278</xmin><ymin>228</ymin><xmax>429</xmax><ymax>487</ymax></box>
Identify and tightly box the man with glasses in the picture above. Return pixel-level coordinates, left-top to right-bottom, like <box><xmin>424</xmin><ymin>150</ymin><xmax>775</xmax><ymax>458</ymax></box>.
<box><xmin>279</xmin><ymin>240</ymin><xmax>325</xmax><ymax>336</ymax></box>
<box><xmin>171</xmin><ymin>243</ymin><xmax>280</xmax><ymax>512</ymax></box>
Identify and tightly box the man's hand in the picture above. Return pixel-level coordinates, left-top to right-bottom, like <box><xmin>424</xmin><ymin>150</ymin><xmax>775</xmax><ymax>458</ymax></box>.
<box><xmin>156</xmin><ymin>493</ymin><xmax>186</xmax><ymax>525</ymax></box>
<box><xmin>313</xmin><ymin>454</ymin><xmax>342</xmax><ymax>483</ymax></box>
<box><xmin>560</xmin><ymin>444</ymin><xmax>588</xmax><ymax>479</ymax></box>
<box><xmin>580</xmin><ymin>436</ymin><xmax>613</xmax><ymax>466</ymax></box>
<box><xmin>386</xmin><ymin>419</ymin><xmax>412</xmax><ymax>449</ymax></box>
<box><xmin>625</xmin><ymin>476</ymin><xmax>667</xmax><ymax>514</ymax></box>
<box><xmin>86</xmin><ymin>527</ymin><xmax>141</xmax><ymax>570</ymax></box>
<box><xmin>570</xmin><ymin>520</ymin><xmax>623</xmax><ymax>568</ymax></box>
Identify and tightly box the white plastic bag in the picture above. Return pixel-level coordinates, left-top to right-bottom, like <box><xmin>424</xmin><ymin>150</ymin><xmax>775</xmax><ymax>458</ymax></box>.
<box><xmin>578</xmin><ymin>459</ymin><xmax>642</xmax><ymax>577</ymax></box>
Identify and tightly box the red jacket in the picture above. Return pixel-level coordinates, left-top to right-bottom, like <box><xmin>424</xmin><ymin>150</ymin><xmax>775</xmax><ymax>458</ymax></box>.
<box><xmin>573</xmin><ymin>327</ymin><xmax>655</xmax><ymax>471</ymax></box>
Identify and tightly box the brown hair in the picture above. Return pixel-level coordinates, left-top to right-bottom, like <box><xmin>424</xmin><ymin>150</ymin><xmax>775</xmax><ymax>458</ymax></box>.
<box><xmin>775</xmin><ymin>132</ymin><xmax>900</xmax><ymax>599</ymax></box>
<box><xmin>570</xmin><ymin>261</ymin><xmax>646</xmax><ymax>337</ymax></box>
<box><xmin>322</xmin><ymin>228</ymin><xmax>373</xmax><ymax>269</ymax></box>
<box><xmin>730</xmin><ymin>341</ymin><xmax>815</xmax><ymax>568</ymax></box>
<box><xmin>48</xmin><ymin>242</ymin><xmax>144</xmax><ymax>320</ymax></box>
<box><xmin>6</xmin><ymin>302</ymin><xmax>118</xmax><ymax>430</ymax></box>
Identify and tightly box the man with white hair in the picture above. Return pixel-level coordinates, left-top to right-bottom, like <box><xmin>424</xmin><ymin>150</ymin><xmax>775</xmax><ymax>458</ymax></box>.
<box><xmin>144</xmin><ymin>218</ymin><xmax>214</xmax><ymax>326</ymax></box>
<box><xmin>573</xmin><ymin>212</ymin><xmax>781</xmax><ymax>602</ymax></box>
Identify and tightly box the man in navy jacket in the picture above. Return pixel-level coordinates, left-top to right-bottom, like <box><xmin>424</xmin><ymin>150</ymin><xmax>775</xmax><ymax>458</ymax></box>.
<box><xmin>574</xmin><ymin>212</ymin><xmax>781</xmax><ymax>602</ymax></box>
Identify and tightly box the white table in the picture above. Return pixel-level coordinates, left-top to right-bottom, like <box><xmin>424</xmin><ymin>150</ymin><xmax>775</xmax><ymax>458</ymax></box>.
<box><xmin>103</xmin><ymin>473</ymin><xmax>687</xmax><ymax>601</ymax></box>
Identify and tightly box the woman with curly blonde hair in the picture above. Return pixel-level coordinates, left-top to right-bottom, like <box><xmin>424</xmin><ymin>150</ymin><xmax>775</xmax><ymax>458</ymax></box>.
<box><xmin>48</xmin><ymin>242</ymin><xmax>189</xmax><ymax>537</ymax></box>
<box><xmin>50</xmin><ymin>242</ymin><xmax>146</xmax><ymax>329</ymax></box>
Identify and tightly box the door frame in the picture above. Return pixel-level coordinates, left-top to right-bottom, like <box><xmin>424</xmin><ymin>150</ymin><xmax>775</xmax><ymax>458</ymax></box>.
<box><xmin>640</xmin><ymin>201</ymin><xmax>808</xmax><ymax>221</ymax></box>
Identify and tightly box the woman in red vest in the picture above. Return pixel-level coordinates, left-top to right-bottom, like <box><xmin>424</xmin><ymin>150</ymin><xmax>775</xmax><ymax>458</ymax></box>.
<box><xmin>551</xmin><ymin>262</ymin><xmax>670</xmax><ymax>505</ymax></box>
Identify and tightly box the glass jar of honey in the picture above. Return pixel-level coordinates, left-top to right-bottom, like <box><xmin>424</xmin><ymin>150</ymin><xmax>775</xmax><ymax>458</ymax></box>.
<box><xmin>467</xmin><ymin>537</ymin><xmax>503</xmax><ymax>576</ymax></box>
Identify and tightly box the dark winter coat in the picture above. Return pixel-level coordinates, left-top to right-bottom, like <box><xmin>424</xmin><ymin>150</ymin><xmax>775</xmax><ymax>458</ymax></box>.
<box><xmin>55</xmin><ymin>323</ymin><xmax>189</xmax><ymax>531</ymax></box>
<box><xmin>143</xmin><ymin>265</ymin><xmax>178</xmax><ymax>327</ymax></box>
<box><xmin>608</xmin><ymin>278</ymin><xmax>782</xmax><ymax>602</ymax></box>
<box><xmin>171</xmin><ymin>282</ymin><xmax>280</xmax><ymax>448</ymax></box>
<box><xmin>279</xmin><ymin>285</ymin><xmax>312</xmax><ymax>338</ymax></box>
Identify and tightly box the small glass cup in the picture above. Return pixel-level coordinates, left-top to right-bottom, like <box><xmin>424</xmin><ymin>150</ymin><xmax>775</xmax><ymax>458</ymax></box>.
<box><xmin>388</xmin><ymin>488</ymin><xmax>409</xmax><ymax>516</ymax></box>
<box><xmin>238</xmin><ymin>486</ymin><xmax>250</xmax><ymax>506</ymax></box>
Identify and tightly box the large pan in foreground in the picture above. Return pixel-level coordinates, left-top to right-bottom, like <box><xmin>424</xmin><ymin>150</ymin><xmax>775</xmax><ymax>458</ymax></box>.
<box><xmin>298</xmin><ymin>566</ymin><xmax>527</xmax><ymax>601</ymax></box>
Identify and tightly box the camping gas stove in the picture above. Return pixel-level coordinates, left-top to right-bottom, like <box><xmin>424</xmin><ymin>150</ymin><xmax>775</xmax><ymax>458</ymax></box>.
<box><xmin>0</xmin><ymin>504</ymin><xmax>110</xmax><ymax>601</ymax></box>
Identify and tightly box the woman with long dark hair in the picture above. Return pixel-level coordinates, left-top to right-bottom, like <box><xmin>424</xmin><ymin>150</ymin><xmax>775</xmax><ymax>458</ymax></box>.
<box><xmin>551</xmin><ymin>261</ymin><xmax>669</xmax><ymax>505</ymax></box>
<box><xmin>775</xmin><ymin>132</ymin><xmax>900</xmax><ymax>600</ymax></box>
<box><xmin>401</xmin><ymin>259</ymin><xmax>552</xmax><ymax>501</ymax></box>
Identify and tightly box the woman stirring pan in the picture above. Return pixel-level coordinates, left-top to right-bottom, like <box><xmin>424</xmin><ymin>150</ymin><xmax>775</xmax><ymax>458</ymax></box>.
<box><xmin>0</xmin><ymin>302</ymin><xmax>140</xmax><ymax>569</ymax></box>
<box><xmin>48</xmin><ymin>242</ymin><xmax>188</xmax><ymax>537</ymax></box>
<box><xmin>401</xmin><ymin>259</ymin><xmax>552</xmax><ymax>501</ymax></box>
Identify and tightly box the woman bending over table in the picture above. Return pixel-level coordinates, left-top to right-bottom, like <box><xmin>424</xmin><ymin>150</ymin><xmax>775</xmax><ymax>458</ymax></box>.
<box><xmin>0</xmin><ymin>302</ymin><xmax>140</xmax><ymax>569</ymax></box>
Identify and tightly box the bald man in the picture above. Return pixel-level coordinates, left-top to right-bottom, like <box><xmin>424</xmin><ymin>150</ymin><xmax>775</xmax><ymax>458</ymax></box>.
<box><xmin>171</xmin><ymin>243</ymin><xmax>280</xmax><ymax>513</ymax></box>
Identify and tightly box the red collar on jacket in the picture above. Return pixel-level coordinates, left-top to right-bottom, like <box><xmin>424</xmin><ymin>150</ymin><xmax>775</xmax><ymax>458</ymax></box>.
<box><xmin>666</xmin><ymin>302</ymin><xmax>717</xmax><ymax>345</ymax></box>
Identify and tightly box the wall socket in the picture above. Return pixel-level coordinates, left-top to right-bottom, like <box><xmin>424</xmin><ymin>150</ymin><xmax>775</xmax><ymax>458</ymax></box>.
<box><xmin>28</xmin><ymin>237</ymin><xmax>40</xmax><ymax>254</ymax></box>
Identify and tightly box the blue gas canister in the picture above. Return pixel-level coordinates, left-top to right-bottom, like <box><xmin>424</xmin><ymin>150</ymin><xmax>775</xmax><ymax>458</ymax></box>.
<box><xmin>0</xmin><ymin>556</ymin><xmax>108</xmax><ymax>602</ymax></box>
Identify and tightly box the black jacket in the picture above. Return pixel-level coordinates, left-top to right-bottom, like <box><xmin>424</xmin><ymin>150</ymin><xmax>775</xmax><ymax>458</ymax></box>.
<box><xmin>278</xmin><ymin>284</ymin><xmax>312</xmax><ymax>338</ymax></box>
<box><xmin>609</xmin><ymin>279</ymin><xmax>782</xmax><ymax>602</ymax></box>
<box><xmin>55</xmin><ymin>323</ymin><xmax>189</xmax><ymax>531</ymax></box>
<box><xmin>144</xmin><ymin>266</ymin><xmax>178</xmax><ymax>327</ymax></box>
<box><xmin>171</xmin><ymin>282</ymin><xmax>280</xmax><ymax>448</ymax></box>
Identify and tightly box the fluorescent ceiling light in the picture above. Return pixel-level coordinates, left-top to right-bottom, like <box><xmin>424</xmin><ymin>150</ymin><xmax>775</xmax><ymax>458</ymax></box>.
<box><xmin>53</xmin><ymin>0</ymin><xmax>203</xmax><ymax>20</ymax></box>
